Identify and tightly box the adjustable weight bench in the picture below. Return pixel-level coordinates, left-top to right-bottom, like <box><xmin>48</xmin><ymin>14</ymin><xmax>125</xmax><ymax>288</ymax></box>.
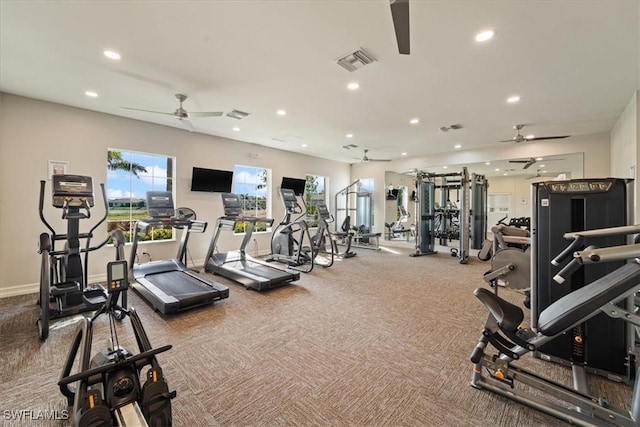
<box><xmin>470</xmin><ymin>226</ymin><xmax>640</xmax><ymax>427</ymax></box>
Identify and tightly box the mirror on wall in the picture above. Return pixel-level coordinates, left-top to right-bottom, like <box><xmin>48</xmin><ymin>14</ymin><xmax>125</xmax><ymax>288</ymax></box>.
<box><xmin>383</xmin><ymin>153</ymin><xmax>584</xmax><ymax>246</ymax></box>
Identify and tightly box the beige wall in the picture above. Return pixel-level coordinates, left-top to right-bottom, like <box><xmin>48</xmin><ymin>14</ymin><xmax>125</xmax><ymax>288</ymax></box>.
<box><xmin>352</xmin><ymin>132</ymin><xmax>612</xmax><ymax>235</ymax></box>
<box><xmin>0</xmin><ymin>94</ymin><xmax>350</xmax><ymax>295</ymax></box>
<box><xmin>610</xmin><ymin>90</ymin><xmax>639</xmax><ymax>223</ymax></box>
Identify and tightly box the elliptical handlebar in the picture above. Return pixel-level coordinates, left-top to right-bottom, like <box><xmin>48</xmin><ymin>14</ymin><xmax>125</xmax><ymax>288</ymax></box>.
<box><xmin>39</xmin><ymin>180</ymin><xmax>56</xmax><ymax>236</ymax></box>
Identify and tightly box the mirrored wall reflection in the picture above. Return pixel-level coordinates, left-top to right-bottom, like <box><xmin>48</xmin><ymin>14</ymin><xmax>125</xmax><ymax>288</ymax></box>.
<box><xmin>383</xmin><ymin>153</ymin><xmax>584</xmax><ymax>247</ymax></box>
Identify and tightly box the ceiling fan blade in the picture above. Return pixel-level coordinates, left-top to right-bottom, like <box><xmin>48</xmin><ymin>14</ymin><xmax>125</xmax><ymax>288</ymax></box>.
<box><xmin>390</xmin><ymin>0</ymin><xmax>410</xmax><ymax>55</ymax></box>
<box><xmin>509</xmin><ymin>160</ymin><xmax>530</xmax><ymax>163</ymax></box>
<box><xmin>179</xmin><ymin>118</ymin><xmax>195</xmax><ymax>132</ymax></box>
<box><xmin>522</xmin><ymin>161</ymin><xmax>536</xmax><ymax>170</ymax></box>
<box><xmin>529</xmin><ymin>135</ymin><xmax>570</xmax><ymax>141</ymax></box>
<box><xmin>499</xmin><ymin>139</ymin><xmax>516</xmax><ymax>143</ymax></box>
<box><xmin>187</xmin><ymin>111</ymin><xmax>224</xmax><ymax>118</ymax></box>
<box><xmin>121</xmin><ymin>107</ymin><xmax>174</xmax><ymax>116</ymax></box>
<box><xmin>370</xmin><ymin>158</ymin><xmax>392</xmax><ymax>162</ymax></box>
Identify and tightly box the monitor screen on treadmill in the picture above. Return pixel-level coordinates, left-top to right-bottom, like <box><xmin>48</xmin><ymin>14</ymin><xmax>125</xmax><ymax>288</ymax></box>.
<box><xmin>146</xmin><ymin>191</ymin><xmax>175</xmax><ymax>218</ymax></box>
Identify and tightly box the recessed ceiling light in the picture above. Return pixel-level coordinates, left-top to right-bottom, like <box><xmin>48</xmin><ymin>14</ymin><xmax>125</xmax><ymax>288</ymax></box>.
<box><xmin>232</xmin><ymin>127</ymin><xmax>240</xmax><ymax>131</ymax></box>
<box><xmin>347</xmin><ymin>82</ymin><xmax>360</xmax><ymax>90</ymax></box>
<box><xmin>401</xmin><ymin>152</ymin><xmax>407</xmax><ymax>156</ymax></box>
<box><xmin>85</xmin><ymin>91</ymin><xmax>98</xmax><ymax>98</ymax></box>
<box><xmin>276</xmin><ymin>110</ymin><xmax>287</xmax><ymax>116</ymax></box>
<box><xmin>542</xmin><ymin>170</ymin><xmax>548</xmax><ymax>173</ymax></box>
<box><xmin>525</xmin><ymin>134</ymin><xmax>535</xmax><ymax>139</ymax></box>
<box><xmin>494</xmin><ymin>168</ymin><xmax>500</xmax><ymax>171</ymax></box>
<box><xmin>410</xmin><ymin>118</ymin><xmax>420</xmax><ymax>125</ymax></box>
<box><xmin>503</xmin><ymin>173</ymin><xmax>508</xmax><ymax>176</ymax></box>
<box><xmin>538</xmin><ymin>164</ymin><xmax>545</xmax><ymax>168</ymax></box>
<box><xmin>103</xmin><ymin>50</ymin><xmax>121</xmax><ymax>60</ymax></box>
<box><xmin>507</xmin><ymin>95</ymin><xmax>521</xmax><ymax>103</ymax></box>
<box><xmin>475</xmin><ymin>30</ymin><xmax>495</xmax><ymax>42</ymax></box>
<box><xmin>485</xmin><ymin>161</ymin><xmax>491</xmax><ymax>165</ymax></box>
<box><xmin>454</xmin><ymin>144</ymin><xmax>462</xmax><ymax>149</ymax></box>
<box><xmin>346</xmin><ymin>133</ymin><xmax>354</xmax><ymax>138</ymax></box>
<box><xmin>443</xmin><ymin>166</ymin><xmax>448</xmax><ymax>169</ymax></box>
<box><xmin>536</xmin><ymin>157</ymin><xmax>543</xmax><ymax>161</ymax></box>
<box><xmin>301</xmin><ymin>143</ymin><xmax>308</xmax><ymax>148</ymax></box>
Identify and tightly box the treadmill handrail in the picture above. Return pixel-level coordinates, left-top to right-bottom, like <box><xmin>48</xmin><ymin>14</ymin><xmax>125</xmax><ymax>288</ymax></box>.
<box><xmin>219</xmin><ymin>216</ymin><xmax>275</xmax><ymax>226</ymax></box>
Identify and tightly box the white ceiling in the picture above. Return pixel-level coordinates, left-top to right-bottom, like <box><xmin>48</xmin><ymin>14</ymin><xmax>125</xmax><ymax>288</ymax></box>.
<box><xmin>1</xmin><ymin>1</ymin><xmax>638</xmax><ymax>164</ymax></box>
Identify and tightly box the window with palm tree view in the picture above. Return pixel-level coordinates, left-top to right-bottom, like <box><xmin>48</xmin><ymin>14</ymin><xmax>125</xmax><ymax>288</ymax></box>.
<box><xmin>233</xmin><ymin>165</ymin><xmax>270</xmax><ymax>233</ymax></box>
<box><xmin>304</xmin><ymin>175</ymin><xmax>326</xmax><ymax>227</ymax></box>
<box><xmin>107</xmin><ymin>149</ymin><xmax>176</xmax><ymax>243</ymax></box>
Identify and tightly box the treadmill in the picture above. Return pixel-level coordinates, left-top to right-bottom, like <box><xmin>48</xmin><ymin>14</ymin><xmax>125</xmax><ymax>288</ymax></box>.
<box><xmin>205</xmin><ymin>193</ymin><xmax>300</xmax><ymax>291</ymax></box>
<box><xmin>129</xmin><ymin>191</ymin><xmax>229</xmax><ymax>314</ymax></box>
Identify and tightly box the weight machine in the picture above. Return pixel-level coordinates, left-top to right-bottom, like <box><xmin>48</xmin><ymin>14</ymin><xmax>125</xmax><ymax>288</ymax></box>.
<box><xmin>409</xmin><ymin>168</ymin><xmax>487</xmax><ymax>264</ymax></box>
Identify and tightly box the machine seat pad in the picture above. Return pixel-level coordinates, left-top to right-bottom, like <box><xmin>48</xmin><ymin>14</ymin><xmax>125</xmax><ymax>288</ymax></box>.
<box><xmin>538</xmin><ymin>263</ymin><xmax>640</xmax><ymax>337</ymax></box>
<box><xmin>474</xmin><ymin>288</ymin><xmax>524</xmax><ymax>332</ymax></box>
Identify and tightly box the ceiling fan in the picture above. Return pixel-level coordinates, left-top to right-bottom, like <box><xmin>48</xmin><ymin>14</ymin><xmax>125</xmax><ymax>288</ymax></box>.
<box><xmin>122</xmin><ymin>94</ymin><xmax>223</xmax><ymax>131</ymax></box>
<box><xmin>358</xmin><ymin>149</ymin><xmax>391</xmax><ymax>163</ymax></box>
<box><xmin>390</xmin><ymin>0</ymin><xmax>410</xmax><ymax>55</ymax></box>
<box><xmin>525</xmin><ymin>170</ymin><xmax>560</xmax><ymax>180</ymax></box>
<box><xmin>509</xmin><ymin>157</ymin><xmax>564</xmax><ymax>170</ymax></box>
<box><xmin>500</xmin><ymin>124</ymin><xmax>570</xmax><ymax>143</ymax></box>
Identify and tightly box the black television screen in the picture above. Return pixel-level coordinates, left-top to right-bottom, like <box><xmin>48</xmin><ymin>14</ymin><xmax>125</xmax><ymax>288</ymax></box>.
<box><xmin>191</xmin><ymin>167</ymin><xmax>234</xmax><ymax>193</ymax></box>
<box><xmin>281</xmin><ymin>177</ymin><xmax>306</xmax><ymax>196</ymax></box>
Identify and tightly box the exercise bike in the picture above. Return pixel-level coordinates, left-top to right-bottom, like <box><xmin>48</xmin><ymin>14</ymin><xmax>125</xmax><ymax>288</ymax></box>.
<box><xmin>59</xmin><ymin>254</ymin><xmax>175</xmax><ymax>427</ymax></box>
<box><xmin>37</xmin><ymin>174</ymin><xmax>122</xmax><ymax>341</ymax></box>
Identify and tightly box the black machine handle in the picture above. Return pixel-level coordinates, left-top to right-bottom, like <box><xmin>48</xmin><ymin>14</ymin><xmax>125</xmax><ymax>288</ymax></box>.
<box><xmin>553</xmin><ymin>259</ymin><xmax>582</xmax><ymax>284</ymax></box>
<box><xmin>39</xmin><ymin>180</ymin><xmax>56</xmax><ymax>236</ymax></box>
<box><xmin>553</xmin><ymin>244</ymin><xmax>596</xmax><ymax>284</ymax></box>
<box><xmin>470</xmin><ymin>335</ymin><xmax>488</xmax><ymax>364</ymax></box>
<box><xmin>58</xmin><ymin>345</ymin><xmax>173</xmax><ymax>387</ymax></box>
<box><xmin>551</xmin><ymin>235</ymin><xmax>586</xmax><ymax>266</ymax></box>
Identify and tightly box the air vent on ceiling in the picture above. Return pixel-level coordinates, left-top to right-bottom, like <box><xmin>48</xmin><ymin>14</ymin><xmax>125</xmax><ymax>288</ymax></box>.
<box><xmin>439</xmin><ymin>124</ymin><xmax>463</xmax><ymax>132</ymax></box>
<box><xmin>226</xmin><ymin>110</ymin><xmax>250</xmax><ymax>119</ymax></box>
<box><xmin>336</xmin><ymin>49</ymin><xmax>377</xmax><ymax>72</ymax></box>
<box><xmin>272</xmin><ymin>133</ymin><xmax>303</xmax><ymax>143</ymax></box>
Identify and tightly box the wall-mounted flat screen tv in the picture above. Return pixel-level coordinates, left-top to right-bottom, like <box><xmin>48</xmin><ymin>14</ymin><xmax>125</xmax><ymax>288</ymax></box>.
<box><xmin>281</xmin><ymin>177</ymin><xmax>307</xmax><ymax>196</ymax></box>
<box><xmin>191</xmin><ymin>167</ymin><xmax>234</xmax><ymax>193</ymax></box>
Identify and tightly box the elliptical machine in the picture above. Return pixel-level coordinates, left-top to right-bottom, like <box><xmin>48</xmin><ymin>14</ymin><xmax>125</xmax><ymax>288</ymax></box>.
<box><xmin>59</xmin><ymin>241</ymin><xmax>175</xmax><ymax>427</ymax></box>
<box><xmin>269</xmin><ymin>188</ymin><xmax>316</xmax><ymax>272</ymax></box>
<box><xmin>37</xmin><ymin>174</ymin><xmax>122</xmax><ymax>341</ymax></box>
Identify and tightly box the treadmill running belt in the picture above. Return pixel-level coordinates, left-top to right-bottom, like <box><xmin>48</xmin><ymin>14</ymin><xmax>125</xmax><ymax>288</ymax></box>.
<box><xmin>146</xmin><ymin>270</ymin><xmax>214</xmax><ymax>297</ymax></box>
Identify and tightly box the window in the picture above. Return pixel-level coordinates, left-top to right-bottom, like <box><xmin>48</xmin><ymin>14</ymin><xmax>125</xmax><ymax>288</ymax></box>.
<box><xmin>356</xmin><ymin>178</ymin><xmax>375</xmax><ymax>230</ymax></box>
<box><xmin>233</xmin><ymin>165</ymin><xmax>270</xmax><ymax>233</ymax></box>
<box><xmin>107</xmin><ymin>149</ymin><xmax>175</xmax><ymax>243</ymax></box>
<box><xmin>303</xmin><ymin>175</ymin><xmax>326</xmax><ymax>227</ymax></box>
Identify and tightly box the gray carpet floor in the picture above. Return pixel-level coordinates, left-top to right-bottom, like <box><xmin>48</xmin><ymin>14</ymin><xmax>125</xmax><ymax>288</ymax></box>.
<box><xmin>0</xmin><ymin>244</ymin><xmax>633</xmax><ymax>426</ymax></box>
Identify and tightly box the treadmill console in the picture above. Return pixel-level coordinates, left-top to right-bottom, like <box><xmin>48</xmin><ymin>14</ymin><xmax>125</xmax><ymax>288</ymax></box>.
<box><xmin>52</xmin><ymin>175</ymin><xmax>94</xmax><ymax>208</ymax></box>
<box><xmin>279</xmin><ymin>188</ymin><xmax>301</xmax><ymax>213</ymax></box>
<box><xmin>146</xmin><ymin>191</ymin><xmax>175</xmax><ymax>219</ymax></box>
<box><xmin>221</xmin><ymin>193</ymin><xmax>244</xmax><ymax>218</ymax></box>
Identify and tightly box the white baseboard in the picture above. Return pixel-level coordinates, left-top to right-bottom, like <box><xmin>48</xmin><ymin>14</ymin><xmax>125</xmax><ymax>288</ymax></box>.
<box><xmin>0</xmin><ymin>283</ymin><xmax>39</xmax><ymax>298</ymax></box>
<box><xmin>1</xmin><ymin>273</ymin><xmax>108</xmax><ymax>299</ymax></box>
<box><xmin>0</xmin><ymin>255</ymin><xmax>268</xmax><ymax>299</ymax></box>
